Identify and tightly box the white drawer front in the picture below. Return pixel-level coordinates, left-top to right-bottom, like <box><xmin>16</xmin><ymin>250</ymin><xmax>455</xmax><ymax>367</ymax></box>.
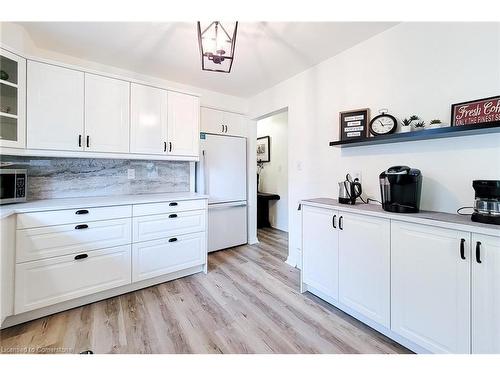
<box><xmin>132</xmin><ymin>232</ymin><xmax>205</xmax><ymax>282</ymax></box>
<box><xmin>133</xmin><ymin>209</ymin><xmax>206</xmax><ymax>242</ymax></box>
<box><xmin>16</xmin><ymin>218</ymin><xmax>132</xmax><ymax>263</ymax></box>
<box><xmin>132</xmin><ymin>199</ymin><xmax>206</xmax><ymax>217</ymax></box>
<box><xmin>15</xmin><ymin>245</ymin><xmax>131</xmax><ymax>314</ymax></box>
<box><xmin>17</xmin><ymin>205</ymin><xmax>132</xmax><ymax>229</ymax></box>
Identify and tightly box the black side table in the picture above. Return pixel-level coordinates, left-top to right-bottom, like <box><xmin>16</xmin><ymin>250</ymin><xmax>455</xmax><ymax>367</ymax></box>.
<box><xmin>257</xmin><ymin>192</ymin><xmax>280</xmax><ymax>228</ymax></box>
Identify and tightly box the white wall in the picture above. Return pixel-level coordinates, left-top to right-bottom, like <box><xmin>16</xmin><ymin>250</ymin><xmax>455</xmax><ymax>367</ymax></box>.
<box><xmin>257</xmin><ymin>111</ymin><xmax>289</xmax><ymax>232</ymax></box>
<box><xmin>0</xmin><ymin>22</ymin><xmax>248</xmax><ymax>114</ymax></box>
<box><xmin>249</xmin><ymin>22</ymin><xmax>500</xmax><ymax>267</ymax></box>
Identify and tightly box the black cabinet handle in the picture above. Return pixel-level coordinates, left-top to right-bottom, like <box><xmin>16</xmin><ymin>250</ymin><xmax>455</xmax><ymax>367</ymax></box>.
<box><xmin>339</xmin><ymin>216</ymin><xmax>343</xmax><ymax>230</ymax></box>
<box><xmin>168</xmin><ymin>238</ymin><xmax>178</xmax><ymax>242</ymax></box>
<box><xmin>476</xmin><ymin>241</ymin><xmax>482</xmax><ymax>264</ymax></box>
<box><xmin>460</xmin><ymin>238</ymin><xmax>466</xmax><ymax>260</ymax></box>
<box><xmin>224</xmin><ymin>125</ymin><xmax>228</xmax><ymax>133</ymax></box>
<box><xmin>75</xmin><ymin>209</ymin><xmax>89</xmax><ymax>215</ymax></box>
<box><xmin>221</xmin><ymin>124</ymin><xmax>225</xmax><ymax>133</ymax></box>
<box><xmin>169</xmin><ymin>142</ymin><xmax>172</xmax><ymax>152</ymax></box>
<box><xmin>86</xmin><ymin>135</ymin><xmax>90</xmax><ymax>148</ymax></box>
<box><xmin>78</xmin><ymin>134</ymin><xmax>82</xmax><ymax>147</ymax></box>
<box><xmin>332</xmin><ymin>215</ymin><xmax>337</xmax><ymax>229</ymax></box>
<box><xmin>75</xmin><ymin>224</ymin><xmax>88</xmax><ymax>230</ymax></box>
<box><xmin>169</xmin><ymin>202</ymin><xmax>178</xmax><ymax>206</ymax></box>
<box><xmin>74</xmin><ymin>254</ymin><xmax>88</xmax><ymax>260</ymax></box>
<box><xmin>169</xmin><ymin>214</ymin><xmax>178</xmax><ymax>218</ymax></box>
<box><xmin>164</xmin><ymin>141</ymin><xmax>167</xmax><ymax>152</ymax></box>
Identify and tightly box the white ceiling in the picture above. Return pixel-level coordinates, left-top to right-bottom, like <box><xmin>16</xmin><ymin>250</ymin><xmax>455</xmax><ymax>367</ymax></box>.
<box><xmin>18</xmin><ymin>22</ymin><xmax>397</xmax><ymax>97</ymax></box>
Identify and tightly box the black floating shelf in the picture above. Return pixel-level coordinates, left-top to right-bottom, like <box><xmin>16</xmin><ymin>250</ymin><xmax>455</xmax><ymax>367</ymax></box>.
<box><xmin>329</xmin><ymin>121</ymin><xmax>500</xmax><ymax>148</ymax></box>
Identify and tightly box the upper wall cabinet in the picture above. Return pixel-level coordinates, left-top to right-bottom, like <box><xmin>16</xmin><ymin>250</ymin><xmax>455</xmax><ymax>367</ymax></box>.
<box><xmin>0</xmin><ymin>49</ymin><xmax>26</xmax><ymax>149</ymax></box>
<box><xmin>130</xmin><ymin>83</ymin><xmax>168</xmax><ymax>155</ymax></box>
<box><xmin>167</xmin><ymin>91</ymin><xmax>199</xmax><ymax>157</ymax></box>
<box><xmin>201</xmin><ymin>107</ymin><xmax>246</xmax><ymax>137</ymax></box>
<box><xmin>84</xmin><ymin>74</ymin><xmax>130</xmax><ymax>153</ymax></box>
<box><xmin>27</xmin><ymin>61</ymin><xmax>84</xmax><ymax>151</ymax></box>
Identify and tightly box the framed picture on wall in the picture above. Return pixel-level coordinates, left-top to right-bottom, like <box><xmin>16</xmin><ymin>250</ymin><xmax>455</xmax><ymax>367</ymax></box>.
<box><xmin>257</xmin><ymin>136</ymin><xmax>270</xmax><ymax>163</ymax></box>
<box><xmin>339</xmin><ymin>108</ymin><xmax>370</xmax><ymax>141</ymax></box>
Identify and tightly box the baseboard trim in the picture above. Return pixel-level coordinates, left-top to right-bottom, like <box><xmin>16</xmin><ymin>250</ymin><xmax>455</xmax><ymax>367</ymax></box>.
<box><xmin>248</xmin><ymin>237</ymin><xmax>259</xmax><ymax>245</ymax></box>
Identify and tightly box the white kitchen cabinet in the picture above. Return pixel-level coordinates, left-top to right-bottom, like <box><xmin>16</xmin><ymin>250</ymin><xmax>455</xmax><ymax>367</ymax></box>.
<box><xmin>391</xmin><ymin>221</ymin><xmax>471</xmax><ymax>353</ymax></box>
<box><xmin>27</xmin><ymin>60</ymin><xmax>84</xmax><ymax>151</ymax></box>
<box><xmin>84</xmin><ymin>73</ymin><xmax>130</xmax><ymax>153</ymax></box>
<box><xmin>338</xmin><ymin>212</ymin><xmax>390</xmax><ymax>328</ymax></box>
<box><xmin>0</xmin><ymin>48</ymin><xmax>26</xmax><ymax>149</ymax></box>
<box><xmin>130</xmin><ymin>83</ymin><xmax>168</xmax><ymax>155</ymax></box>
<box><xmin>301</xmin><ymin>205</ymin><xmax>339</xmax><ymax>301</ymax></box>
<box><xmin>15</xmin><ymin>245</ymin><xmax>131</xmax><ymax>314</ymax></box>
<box><xmin>132</xmin><ymin>232</ymin><xmax>205</xmax><ymax>282</ymax></box>
<box><xmin>201</xmin><ymin>107</ymin><xmax>246</xmax><ymax>137</ymax></box>
<box><xmin>167</xmin><ymin>91</ymin><xmax>199</xmax><ymax>156</ymax></box>
<box><xmin>472</xmin><ymin>233</ymin><xmax>500</xmax><ymax>354</ymax></box>
<box><xmin>1</xmin><ymin>215</ymin><xmax>16</xmax><ymax>325</ymax></box>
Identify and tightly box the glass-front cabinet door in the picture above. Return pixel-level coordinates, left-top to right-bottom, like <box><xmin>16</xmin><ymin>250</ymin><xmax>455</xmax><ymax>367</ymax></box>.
<box><xmin>0</xmin><ymin>48</ymin><xmax>26</xmax><ymax>148</ymax></box>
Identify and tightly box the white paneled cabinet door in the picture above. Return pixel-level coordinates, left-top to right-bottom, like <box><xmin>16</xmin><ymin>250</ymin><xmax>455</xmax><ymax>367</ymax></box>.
<box><xmin>0</xmin><ymin>48</ymin><xmax>26</xmax><ymax>148</ymax></box>
<box><xmin>84</xmin><ymin>74</ymin><xmax>130</xmax><ymax>153</ymax></box>
<box><xmin>391</xmin><ymin>222</ymin><xmax>470</xmax><ymax>353</ymax></box>
<box><xmin>201</xmin><ymin>107</ymin><xmax>225</xmax><ymax>135</ymax></box>
<box><xmin>27</xmin><ymin>61</ymin><xmax>84</xmax><ymax>151</ymax></box>
<box><xmin>472</xmin><ymin>233</ymin><xmax>500</xmax><ymax>354</ymax></box>
<box><xmin>167</xmin><ymin>91</ymin><xmax>199</xmax><ymax>156</ymax></box>
<box><xmin>130</xmin><ymin>83</ymin><xmax>168</xmax><ymax>155</ymax></box>
<box><xmin>223</xmin><ymin>111</ymin><xmax>246</xmax><ymax>137</ymax></box>
<box><xmin>301</xmin><ymin>205</ymin><xmax>339</xmax><ymax>301</ymax></box>
<box><xmin>338</xmin><ymin>212</ymin><xmax>390</xmax><ymax>328</ymax></box>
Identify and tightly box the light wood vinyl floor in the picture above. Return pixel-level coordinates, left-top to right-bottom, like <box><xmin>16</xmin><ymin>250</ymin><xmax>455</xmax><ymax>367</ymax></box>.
<box><xmin>0</xmin><ymin>228</ymin><xmax>411</xmax><ymax>354</ymax></box>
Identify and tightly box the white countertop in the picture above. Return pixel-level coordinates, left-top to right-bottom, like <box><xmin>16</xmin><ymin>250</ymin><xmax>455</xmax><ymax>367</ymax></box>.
<box><xmin>301</xmin><ymin>198</ymin><xmax>500</xmax><ymax>237</ymax></box>
<box><xmin>0</xmin><ymin>192</ymin><xmax>208</xmax><ymax>219</ymax></box>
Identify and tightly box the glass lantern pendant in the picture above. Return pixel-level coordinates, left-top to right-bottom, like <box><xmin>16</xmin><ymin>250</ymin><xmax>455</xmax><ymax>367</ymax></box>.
<box><xmin>197</xmin><ymin>21</ymin><xmax>238</xmax><ymax>73</ymax></box>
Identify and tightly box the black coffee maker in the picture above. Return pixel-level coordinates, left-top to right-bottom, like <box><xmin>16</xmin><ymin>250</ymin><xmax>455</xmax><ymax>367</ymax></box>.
<box><xmin>471</xmin><ymin>180</ymin><xmax>500</xmax><ymax>225</ymax></box>
<box><xmin>379</xmin><ymin>166</ymin><xmax>422</xmax><ymax>213</ymax></box>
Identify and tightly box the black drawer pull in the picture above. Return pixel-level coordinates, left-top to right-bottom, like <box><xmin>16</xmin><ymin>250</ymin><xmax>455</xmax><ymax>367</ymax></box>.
<box><xmin>75</xmin><ymin>224</ymin><xmax>89</xmax><ymax>230</ymax></box>
<box><xmin>169</xmin><ymin>202</ymin><xmax>178</xmax><ymax>206</ymax></box>
<box><xmin>74</xmin><ymin>254</ymin><xmax>88</xmax><ymax>260</ymax></box>
<box><xmin>460</xmin><ymin>238</ymin><xmax>466</xmax><ymax>260</ymax></box>
<box><xmin>168</xmin><ymin>238</ymin><xmax>178</xmax><ymax>242</ymax></box>
<box><xmin>75</xmin><ymin>210</ymin><xmax>89</xmax><ymax>215</ymax></box>
<box><xmin>339</xmin><ymin>216</ymin><xmax>343</xmax><ymax>230</ymax></box>
<box><xmin>169</xmin><ymin>214</ymin><xmax>178</xmax><ymax>218</ymax></box>
<box><xmin>476</xmin><ymin>241</ymin><xmax>482</xmax><ymax>264</ymax></box>
<box><xmin>332</xmin><ymin>215</ymin><xmax>337</xmax><ymax>229</ymax></box>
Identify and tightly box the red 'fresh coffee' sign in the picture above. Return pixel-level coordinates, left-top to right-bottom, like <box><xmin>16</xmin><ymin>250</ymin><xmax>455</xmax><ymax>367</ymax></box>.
<box><xmin>451</xmin><ymin>96</ymin><xmax>500</xmax><ymax>126</ymax></box>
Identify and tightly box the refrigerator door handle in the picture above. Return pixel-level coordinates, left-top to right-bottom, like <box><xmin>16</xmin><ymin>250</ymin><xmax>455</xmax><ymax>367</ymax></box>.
<box><xmin>202</xmin><ymin>149</ymin><xmax>208</xmax><ymax>195</ymax></box>
<box><xmin>209</xmin><ymin>202</ymin><xmax>247</xmax><ymax>209</ymax></box>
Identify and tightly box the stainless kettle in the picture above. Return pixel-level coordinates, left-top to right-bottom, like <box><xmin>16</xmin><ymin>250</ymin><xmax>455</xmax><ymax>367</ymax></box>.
<box><xmin>339</xmin><ymin>174</ymin><xmax>362</xmax><ymax>205</ymax></box>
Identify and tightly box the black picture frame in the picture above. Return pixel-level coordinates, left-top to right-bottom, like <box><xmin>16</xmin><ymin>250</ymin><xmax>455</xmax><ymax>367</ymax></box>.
<box><xmin>257</xmin><ymin>136</ymin><xmax>271</xmax><ymax>163</ymax></box>
<box><xmin>339</xmin><ymin>108</ymin><xmax>370</xmax><ymax>141</ymax></box>
<box><xmin>450</xmin><ymin>95</ymin><xmax>500</xmax><ymax>127</ymax></box>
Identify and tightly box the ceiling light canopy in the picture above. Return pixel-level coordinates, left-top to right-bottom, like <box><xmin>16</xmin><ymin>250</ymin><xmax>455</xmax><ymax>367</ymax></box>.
<box><xmin>197</xmin><ymin>21</ymin><xmax>238</xmax><ymax>73</ymax></box>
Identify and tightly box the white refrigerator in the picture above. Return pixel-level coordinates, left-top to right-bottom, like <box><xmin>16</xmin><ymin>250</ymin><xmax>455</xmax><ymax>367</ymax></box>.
<box><xmin>196</xmin><ymin>133</ymin><xmax>247</xmax><ymax>252</ymax></box>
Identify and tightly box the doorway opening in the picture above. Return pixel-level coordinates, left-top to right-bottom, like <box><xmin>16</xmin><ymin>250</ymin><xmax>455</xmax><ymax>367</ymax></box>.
<box><xmin>256</xmin><ymin>109</ymin><xmax>288</xmax><ymax>249</ymax></box>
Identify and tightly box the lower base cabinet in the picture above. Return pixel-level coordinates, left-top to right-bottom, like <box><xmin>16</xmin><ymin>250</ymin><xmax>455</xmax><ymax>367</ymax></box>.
<box><xmin>15</xmin><ymin>245</ymin><xmax>131</xmax><ymax>314</ymax></box>
<box><xmin>132</xmin><ymin>232</ymin><xmax>206</xmax><ymax>282</ymax></box>
<box><xmin>472</xmin><ymin>233</ymin><xmax>500</xmax><ymax>354</ymax></box>
<box><xmin>391</xmin><ymin>221</ymin><xmax>471</xmax><ymax>353</ymax></box>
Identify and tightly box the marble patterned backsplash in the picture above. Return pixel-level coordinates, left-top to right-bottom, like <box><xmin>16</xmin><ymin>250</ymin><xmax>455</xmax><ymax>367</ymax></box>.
<box><xmin>0</xmin><ymin>156</ymin><xmax>191</xmax><ymax>200</ymax></box>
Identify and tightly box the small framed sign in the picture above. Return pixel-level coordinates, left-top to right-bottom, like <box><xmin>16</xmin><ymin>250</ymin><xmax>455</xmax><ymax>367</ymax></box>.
<box><xmin>257</xmin><ymin>136</ymin><xmax>270</xmax><ymax>163</ymax></box>
<box><xmin>451</xmin><ymin>95</ymin><xmax>500</xmax><ymax>126</ymax></box>
<box><xmin>339</xmin><ymin>108</ymin><xmax>370</xmax><ymax>141</ymax></box>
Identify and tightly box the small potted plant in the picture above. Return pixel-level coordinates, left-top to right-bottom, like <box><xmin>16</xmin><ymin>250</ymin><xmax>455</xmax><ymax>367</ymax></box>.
<box><xmin>428</xmin><ymin>119</ymin><xmax>444</xmax><ymax>129</ymax></box>
<box><xmin>401</xmin><ymin>115</ymin><xmax>419</xmax><ymax>133</ymax></box>
<box><xmin>413</xmin><ymin>120</ymin><xmax>426</xmax><ymax>131</ymax></box>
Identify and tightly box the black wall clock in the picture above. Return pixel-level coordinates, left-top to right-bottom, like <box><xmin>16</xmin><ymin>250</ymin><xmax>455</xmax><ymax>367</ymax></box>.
<box><xmin>369</xmin><ymin>110</ymin><xmax>398</xmax><ymax>136</ymax></box>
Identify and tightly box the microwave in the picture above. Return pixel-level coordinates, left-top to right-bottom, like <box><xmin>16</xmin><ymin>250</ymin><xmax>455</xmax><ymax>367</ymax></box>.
<box><xmin>0</xmin><ymin>169</ymin><xmax>27</xmax><ymax>204</ymax></box>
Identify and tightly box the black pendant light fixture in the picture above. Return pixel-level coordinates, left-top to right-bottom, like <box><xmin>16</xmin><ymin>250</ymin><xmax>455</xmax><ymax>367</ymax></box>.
<box><xmin>197</xmin><ymin>21</ymin><xmax>238</xmax><ymax>73</ymax></box>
